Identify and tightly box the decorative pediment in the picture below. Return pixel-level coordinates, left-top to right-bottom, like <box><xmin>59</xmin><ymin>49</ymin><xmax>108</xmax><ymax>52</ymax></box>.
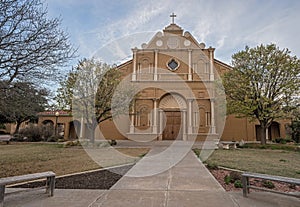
<box><xmin>141</xmin><ymin>23</ymin><xmax>205</xmax><ymax>50</ymax></box>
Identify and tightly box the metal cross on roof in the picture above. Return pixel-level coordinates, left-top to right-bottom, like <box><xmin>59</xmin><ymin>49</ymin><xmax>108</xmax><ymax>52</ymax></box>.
<box><xmin>170</xmin><ymin>13</ymin><xmax>176</xmax><ymax>24</ymax></box>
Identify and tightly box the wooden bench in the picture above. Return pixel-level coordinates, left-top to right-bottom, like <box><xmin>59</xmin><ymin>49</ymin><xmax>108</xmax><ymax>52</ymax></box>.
<box><xmin>0</xmin><ymin>171</ymin><xmax>55</xmax><ymax>207</ymax></box>
<box><xmin>242</xmin><ymin>172</ymin><xmax>300</xmax><ymax>198</ymax></box>
<box><xmin>0</xmin><ymin>135</ymin><xmax>11</xmax><ymax>144</ymax></box>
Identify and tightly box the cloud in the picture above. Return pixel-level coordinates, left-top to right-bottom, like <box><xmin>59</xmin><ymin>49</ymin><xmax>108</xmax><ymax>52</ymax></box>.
<box><xmin>46</xmin><ymin>0</ymin><xmax>300</xmax><ymax>65</ymax></box>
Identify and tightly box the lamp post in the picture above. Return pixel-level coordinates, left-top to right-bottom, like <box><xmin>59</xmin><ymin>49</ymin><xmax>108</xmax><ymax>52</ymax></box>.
<box><xmin>55</xmin><ymin>111</ymin><xmax>60</xmax><ymax>136</ymax></box>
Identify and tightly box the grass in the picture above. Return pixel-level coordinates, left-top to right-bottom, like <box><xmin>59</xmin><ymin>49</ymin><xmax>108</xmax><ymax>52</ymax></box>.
<box><xmin>199</xmin><ymin>148</ymin><xmax>300</xmax><ymax>179</ymax></box>
<box><xmin>0</xmin><ymin>142</ymin><xmax>149</xmax><ymax>178</ymax></box>
<box><xmin>240</xmin><ymin>143</ymin><xmax>299</xmax><ymax>151</ymax></box>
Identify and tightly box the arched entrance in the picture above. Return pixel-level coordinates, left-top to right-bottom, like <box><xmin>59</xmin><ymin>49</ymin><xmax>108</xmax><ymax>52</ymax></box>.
<box><xmin>255</xmin><ymin>121</ymin><xmax>281</xmax><ymax>141</ymax></box>
<box><xmin>42</xmin><ymin>120</ymin><xmax>54</xmax><ymax>126</ymax></box>
<box><xmin>159</xmin><ymin>93</ymin><xmax>187</xmax><ymax>140</ymax></box>
<box><xmin>69</xmin><ymin>120</ymin><xmax>81</xmax><ymax>140</ymax></box>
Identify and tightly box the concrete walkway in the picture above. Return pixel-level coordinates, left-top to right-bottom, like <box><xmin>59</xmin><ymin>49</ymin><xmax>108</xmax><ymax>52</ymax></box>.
<box><xmin>90</xmin><ymin>146</ymin><xmax>237</xmax><ymax>207</ymax></box>
<box><xmin>3</xmin><ymin>144</ymin><xmax>300</xmax><ymax>207</ymax></box>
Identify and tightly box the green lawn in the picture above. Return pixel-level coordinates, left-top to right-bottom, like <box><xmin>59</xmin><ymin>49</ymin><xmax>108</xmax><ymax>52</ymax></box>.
<box><xmin>0</xmin><ymin>142</ymin><xmax>148</xmax><ymax>178</ymax></box>
<box><xmin>198</xmin><ymin>148</ymin><xmax>300</xmax><ymax>179</ymax></box>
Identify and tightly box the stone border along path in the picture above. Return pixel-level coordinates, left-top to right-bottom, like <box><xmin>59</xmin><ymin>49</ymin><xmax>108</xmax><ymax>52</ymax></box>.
<box><xmin>3</xmin><ymin>142</ymin><xmax>300</xmax><ymax>207</ymax></box>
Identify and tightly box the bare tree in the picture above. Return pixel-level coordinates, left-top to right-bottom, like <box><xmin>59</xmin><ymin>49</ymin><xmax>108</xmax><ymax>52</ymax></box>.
<box><xmin>0</xmin><ymin>0</ymin><xmax>76</xmax><ymax>85</ymax></box>
<box><xmin>57</xmin><ymin>59</ymin><xmax>135</xmax><ymax>143</ymax></box>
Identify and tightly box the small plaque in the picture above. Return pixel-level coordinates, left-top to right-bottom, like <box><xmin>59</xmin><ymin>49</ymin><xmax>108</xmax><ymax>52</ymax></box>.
<box><xmin>167</xmin><ymin>37</ymin><xmax>179</xmax><ymax>49</ymax></box>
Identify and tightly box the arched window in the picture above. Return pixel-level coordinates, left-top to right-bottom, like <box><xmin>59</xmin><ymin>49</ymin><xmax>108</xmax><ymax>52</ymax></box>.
<box><xmin>137</xmin><ymin>106</ymin><xmax>150</xmax><ymax>127</ymax></box>
<box><xmin>138</xmin><ymin>58</ymin><xmax>152</xmax><ymax>73</ymax></box>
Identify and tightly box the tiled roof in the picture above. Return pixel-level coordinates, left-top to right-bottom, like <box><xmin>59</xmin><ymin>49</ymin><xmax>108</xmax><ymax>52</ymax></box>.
<box><xmin>38</xmin><ymin>110</ymin><xmax>72</xmax><ymax>116</ymax></box>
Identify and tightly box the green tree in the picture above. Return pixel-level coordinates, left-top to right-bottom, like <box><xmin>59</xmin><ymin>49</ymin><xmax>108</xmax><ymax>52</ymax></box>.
<box><xmin>56</xmin><ymin>59</ymin><xmax>135</xmax><ymax>142</ymax></box>
<box><xmin>223</xmin><ymin>44</ymin><xmax>300</xmax><ymax>145</ymax></box>
<box><xmin>0</xmin><ymin>81</ymin><xmax>48</xmax><ymax>133</ymax></box>
<box><xmin>55</xmin><ymin>69</ymin><xmax>77</xmax><ymax>110</ymax></box>
<box><xmin>289</xmin><ymin>98</ymin><xmax>300</xmax><ymax>143</ymax></box>
<box><xmin>0</xmin><ymin>0</ymin><xmax>76</xmax><ymax>85</ymax></box>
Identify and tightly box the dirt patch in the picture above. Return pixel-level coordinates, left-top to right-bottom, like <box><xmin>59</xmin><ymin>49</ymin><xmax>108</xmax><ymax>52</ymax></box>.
<box><xmin>12</xmin><ymin>164</ymin><xmax>133</xmax><ymax>190</ymax></box>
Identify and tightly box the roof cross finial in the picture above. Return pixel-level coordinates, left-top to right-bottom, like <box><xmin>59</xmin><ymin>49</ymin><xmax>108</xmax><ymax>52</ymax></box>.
<box><xmin>170</xmin><ymin>12</ymin><xmax>176</xmax><ymax>24</ymax></box>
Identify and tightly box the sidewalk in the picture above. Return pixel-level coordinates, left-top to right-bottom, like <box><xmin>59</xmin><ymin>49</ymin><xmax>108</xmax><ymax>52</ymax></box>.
<box><xmin>3</xmin><ymin>144</ymin><xmax>300</xmax><ymax>207</ymax></box>
<box><xmin>90</xmin><ymin>145</ymin><xmax>237</xmax><ymax>207</ymax></box>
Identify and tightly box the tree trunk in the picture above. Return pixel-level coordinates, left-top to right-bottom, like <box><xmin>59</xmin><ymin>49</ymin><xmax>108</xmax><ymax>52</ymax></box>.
<box><xmin>90</xmin><ymin>128</ymin><xmax>95</xmax><ymax>143</ymax></box>
<box><xmin>86</xmin><ymin>122</ymin><xmax>96</xmax><ymax>144</ymax></box>
<box><xmin>260</xmin><ymin>123</ymin><xmax>267</xmax><ymax>145</ymax></box>
<box><xmin>14</xmin><ymin>121</ymin><xmax>22</xmax><ymax>134</ymax></box>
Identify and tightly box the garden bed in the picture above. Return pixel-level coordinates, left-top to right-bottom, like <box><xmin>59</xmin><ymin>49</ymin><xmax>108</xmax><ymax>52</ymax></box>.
<box><xmin>11</xmin><ymin>164</ymin><xmax>133</xmax><ymax>190</ymax></box>
<box><xmin>208</xmin><ymin>167</ymin><xmax>300</xmax><ymax>193</ymax></box>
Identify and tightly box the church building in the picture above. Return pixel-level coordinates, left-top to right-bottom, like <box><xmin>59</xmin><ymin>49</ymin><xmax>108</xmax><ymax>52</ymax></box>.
<box><xmin>38</xmin><ymin>15</ymin><xmax>290</xmax><ymax>142</ymax></box>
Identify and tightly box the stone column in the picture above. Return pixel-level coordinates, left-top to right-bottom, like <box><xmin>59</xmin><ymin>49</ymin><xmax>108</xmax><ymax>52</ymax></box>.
<box><xmin>210</xmin><ymin>99</ymin><xmax>216</xmax><ymax>134</ymax></box>
<box><xmin>154</xmin><ymin>50</ymin><xmax>158</xmax><ymax>81</ymax></box>
<box><xmin>80</xmin><ymin>117</ymin><xmax>85</xmax><ymax>139</ymax></box>
<box><xmin>132</xmin><ymin>48</ymin><xmax>137</xmax><ymax>81</ymax></box>
<box><xmin>159</xmin><ymin>109</ymin><xmax>163</xmax><ymax>140</ymax></box>
<box><xmin>208</xmin><ymin>47</ymin><xmax>214</xmax><ymax>81</ymax></box>
<box><xmin>64</xmin><ymin>122</ymin><xmax>70</xmax><ymax>140</ymax></box>
<box><xmin>182</xmin><ymin>110</ymin><xmax>187</xmax><ymax>141</ymax></box>
<box><xmin>188</xmin><ymin>49</ymin><xmax>192</xmax><ymax>81</ymax></box>
<box><xmin>130</xmin><ymin>103</ymin><xmax>135</xmax><ymax>133</ymax></box>
<box><xmin>188</xmin><ymin>99</ymin><xmax>193</xmax><ymax>134</ymax></box>
<box><xmin>152</xmin><ymin>99</ymin><xmax>158</xmax><ymax>133</ymax></box>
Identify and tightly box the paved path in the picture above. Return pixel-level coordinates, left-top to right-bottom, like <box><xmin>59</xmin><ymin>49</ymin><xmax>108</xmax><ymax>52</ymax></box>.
<box><xmin>90</xmin><ymin>145</ymin><xmax>237</xmax><ymax>207</ymax></box>
<box><xmin>3</xmin><ymin>144</ymin><xmax>300</xmax><ymax>207</ymax></box>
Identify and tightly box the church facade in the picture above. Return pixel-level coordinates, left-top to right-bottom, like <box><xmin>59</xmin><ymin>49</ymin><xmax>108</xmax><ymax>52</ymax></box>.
<box><xmin>37</xmin><ymin>19</ymin><xmax>290</xmax><ymax>142</ymax></box>
<box><xmin>97</xmin><ymin>21</ymin><xmax>290</xmax><ymax>142</ymax></box>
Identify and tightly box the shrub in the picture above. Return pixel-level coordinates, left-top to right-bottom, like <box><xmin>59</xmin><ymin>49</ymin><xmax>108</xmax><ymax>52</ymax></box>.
<box><xmin>139</xmin><ymin>153</ymin><xmax>147</xmax><ymax>158</ymax></box>
<box><xmin>57</xmin><ymin>138</ymin><xmax>65</xmax><ymax>142</ymax></box>
<box><xmin>290</xmin><ymin>120</ymin><xmax>300</xmax><ymax>143</ymax></box>
<box><xmin>279</xmin><ymin>159</ymin><xmax>287</xmax><ymax>162</ymax></box>
<box><xmin>229</xmin><ymin>171</ymin><xmax>242</xmax><ymax>182</ymax></box>
<box><xmin>79</xmin><ymin>140</ymin><xmax>89</xmax><ymax>147</ymax></box>
<box><xmin>63</xmin><ymin>141</ymin><xmax>75</xmax><ymax>148</ymax></box>
<box><xmin>109</xmin><ymin>140</ymin><xmax>117</xmax><ymax>146</ymax></box>
<box><xmin>18</xmin><ymin>124</ymin><xmax>42</xmax><ymax>142</ymax></box>
<box><xmin>193</xmin><ymin>148</ymin><xmax>201</xmax><ymax>157</ymax></box>
<box><xmin>223</xmin><ymin>171</ymin><xmax>242</xmax><ymax>185</ymax></box>
<box><xmin>240</xmin><ymin>143</ymin><xmax>298</xmax><ymax>151</ymax></box>
<box><xmin>96</xmin><ymin>141</ymin><xmax>110</xmax><ymax>147</ymax></box>
<box><xmin>40</xmin><ymin>124</ymin><xmax>54</xmax><ymax>140</ymax></box>
<box><xmin>262</xmin><ymin>180</ymin><xmax>275</xmax><ymax>189</ymax></box>
<box><xmin>224</xmin><ymin>175</ymin><xmax>231</xmax><ymax>185</ymax></box>
<box><xmin>0</xmin><ymin>123</ymin><xmax>6</xmax><ymax>130</ymax></box>
<box><xmin>206</xmin><ymin>162</ymin><xmax>218</xmax><ymax>170</ymax></box>
<box><xmin>234</xmin><ymin>180</ymin><xmax>243</xmax><ymax>188</ymax></box>
<box><xmin>16</xmin><ymin>124</ymin><xmax>57</xmax><ymax>142</ymax></box>
<box><xmin>63</xmin><ymin>140</ymin><xmax>81</xmax><ymax>148</ymax></box>
<box><xmin>259</xmin><ymin>145</ymin><xmax>267</xmax><ymax>149</ymax></box>
<box><xmin>47</xmin><ymin>135</ymin><xmax>62</xmax><ymax>142</ymax></box>
<box><xmin>11</xmin><ymin>134</ymin><xmax>24</xmax><ymax>142</ymax></box>
<box><xmin>274</xmin><ymin>137</ymin><xmax>293</xmax><ymax>144</ymax></box>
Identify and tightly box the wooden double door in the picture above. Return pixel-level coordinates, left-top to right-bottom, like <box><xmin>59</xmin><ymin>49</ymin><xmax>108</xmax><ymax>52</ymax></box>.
<box><xmin>162</xmin><ymin>111</ymin><xmax>182</xmax><ymax>140</ymax></box>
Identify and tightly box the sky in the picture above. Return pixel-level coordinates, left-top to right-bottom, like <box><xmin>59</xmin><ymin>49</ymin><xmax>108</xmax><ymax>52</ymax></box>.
<box><xmin>45</xmin><ymin>0</ymin><xmax>300</xmax><ymax>66</ymax></box>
